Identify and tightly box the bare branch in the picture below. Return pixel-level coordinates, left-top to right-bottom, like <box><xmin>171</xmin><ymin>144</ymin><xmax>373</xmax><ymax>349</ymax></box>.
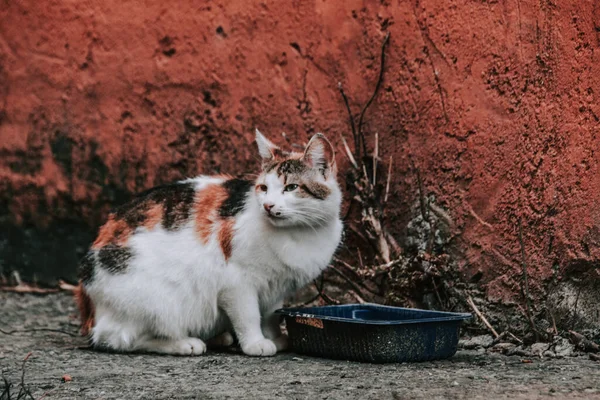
<box><xmin>373</xmin><ymin>132</ymin><xmax>379</xmax><ymax>185</ymax></box>
<box><xmin>338</xmin><ymin>82</ymin><xmax>359</xmax><ymax>159</ymax></box>
<box><xmin>518</xmin><ymin>219</ymin><xmax>539</xmax><ymax>341</ymax></box>
<box><xmin>569</xmin><ymin>330</ymin><xmax>600</xmax><ymax>352</ymax></box>
<box><xmin>357</xmin><ymin>32</ymin><xmax>390</xmax><ymax>158</ymax></box>
<box><xmin>0</xmin><ymin>327</ymin><xmax>78</xmax><ymax>337</ymax></box>
<box><xmin>328</xmin><ymin>264</ymin><xmax>368</xmax><ymax>302</ymax></box>
<box><xmin>415</xmin><ymin>166</ymin><xmax>429</xmax><ymax>222</ymax></box>
<box><xmin>350</xmin><ymin>291</ymin><xmax>366</xmax><ymax>304</ymax></box>
<box><xmin>466</xmin><ymin>295</ymin><xmax>499</xmax><ymax>338</ymax></box>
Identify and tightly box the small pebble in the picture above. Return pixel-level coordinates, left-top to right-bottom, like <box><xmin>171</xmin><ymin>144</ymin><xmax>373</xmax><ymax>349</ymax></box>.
<box><xmin>543</xmin><ymin>350</ymin><xmax>556</xmax><ymax>358</ymax></box>
<box><xmin>531</xmin><ymin>342</ymin><xmax>549</xmax><ymax>355</ymax></box>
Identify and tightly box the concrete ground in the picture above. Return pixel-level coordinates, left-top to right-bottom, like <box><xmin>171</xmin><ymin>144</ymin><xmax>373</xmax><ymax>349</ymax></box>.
<box><xmin>1</xmin><ymin>292</ymin><xmax>599</xmax><ymax>400</ymax></box>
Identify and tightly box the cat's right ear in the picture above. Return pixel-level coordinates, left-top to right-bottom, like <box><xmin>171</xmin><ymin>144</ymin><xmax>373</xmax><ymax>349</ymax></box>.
<box><xmin>255</xmin><ymin>129</ymin><xmax>281</xmax><ymax>162</ymax></box>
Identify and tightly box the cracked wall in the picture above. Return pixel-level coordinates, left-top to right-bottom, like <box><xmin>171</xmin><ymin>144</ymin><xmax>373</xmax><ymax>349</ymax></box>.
<box><xmin>1</xmin><ymin>0</ymin><xmax>599</xmax><ymax>311</ymax></box>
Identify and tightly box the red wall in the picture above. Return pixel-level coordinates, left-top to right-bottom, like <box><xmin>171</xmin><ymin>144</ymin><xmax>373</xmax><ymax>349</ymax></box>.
<box><xmin>1</xmin><ymin>1</ymin><xmax>599</xmax><ymax>303</ymax></box>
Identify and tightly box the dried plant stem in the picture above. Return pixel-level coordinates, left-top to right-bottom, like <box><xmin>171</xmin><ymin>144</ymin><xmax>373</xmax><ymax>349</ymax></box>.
<box><xmin>518</xmin><ymin>219</ymin><xmax>539</xmax><ymax>341</ymax></box>
<box><xmin>357</xmin><ymin>32</ymin><xmax>390</xmax><ymax>157</ymax></box>
<box><xmin>350</xmin><ymin>291</ymin><xmax>366</xmax><ymax>304</ymax></box>
<box><xmin>328</xmin><ymin>265</ymin><xmax>368</xmax><ymax>301</ymax></box>
<box><xmin>312</xmin><ymin>278</ymin><xmax>339</xmax><ymax>305</ymax></box>
<box><xmin>356</xmin><ymin>247</ymin><xmax>365</xmax><ymax>269</ymax></box>
<box><xmin>466</xmin><ymin>295</ymin><xmax>499</xmax><ymax>338</ymax></box>
<box><xmin>18</xmin><ymin>352</ymin><xmax>35</xmax><ymax>400</ymax></box>
<box><xmin>0</xmin><ymin>327</ymin><xmax>77</xmax><ymax>337</ymax></box>
<box><xmin>415</xmin><ymin>167</ymin><xmax>428</xmax><ymax>222</ymax></box>
<box><xmin>340</xmin><ymin>134</ymin><xmax>358</xmax><ymax>168</ymax></box>
<box><xmin>569</xmin><ymin>330</ymin><xmax>600</xmax><ymax>352</ymax></box>
<box><xmin>338</xmin><ymin>82</ymin><xmax>359</xmax><ymax>159</ymax></box>
<box><xmin>373</xmin><ymin>132</ymin><xmax>378</xmax><ymax>185</ymax></box>
<box><xmin>333</xmin><ymin>257</ymin><xmax>382</xmax><ymax>297</ymax></box>
<box><xmin>489</xmin><ymin>331</ymin><xmax>523</xmax><ymax>347</ymax></box>
<box><xmin>384</xmin><ymin>156</ymin><xmax>393</xmax><ymax>204</ymax></box>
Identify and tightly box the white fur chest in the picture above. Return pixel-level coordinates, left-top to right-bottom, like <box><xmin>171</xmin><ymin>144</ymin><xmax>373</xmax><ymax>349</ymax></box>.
<box><xmin>230</xmin><ymin>209</ymin><xmax>343</xmax><ymax>306</ymax></box>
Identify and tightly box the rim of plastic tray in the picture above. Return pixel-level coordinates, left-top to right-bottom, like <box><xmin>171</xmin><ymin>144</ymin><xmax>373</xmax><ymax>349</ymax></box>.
<box><xmin>275</xmin><ymin>303</ymin><xmax>472</xmax><ymax>325</ymax></box>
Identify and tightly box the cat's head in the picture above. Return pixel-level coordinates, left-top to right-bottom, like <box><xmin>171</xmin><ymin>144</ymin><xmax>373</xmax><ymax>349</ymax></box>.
<box><xmin>253</xmin><ymin>129</ymin><xmax>342</xmax><ymax>228</ymax></box>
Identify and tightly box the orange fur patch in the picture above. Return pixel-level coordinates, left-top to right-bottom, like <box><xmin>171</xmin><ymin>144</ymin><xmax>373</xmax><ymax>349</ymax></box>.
<box><xmin>194</xmin><ymin>184</ymin><xmax>228</xmax><ymax>243</ymax></box>
<box><xmin>218</xmin><ymin>218</ymin><xmax>236</xmax><ymax>260</ymax></box>
<box><xmin>92</xmin><ymin>216</ymin><xmax>132</xmax><ymax>249</ymax></box>
<box><xmin>144</xmin><ymin>203</ymin><xmax>163</xmax><ymax>230</ymax></box>
<box><xmin>74</xmin><ymin>282</ymin><xmax>95</xmax><ymax>336</ymax></box>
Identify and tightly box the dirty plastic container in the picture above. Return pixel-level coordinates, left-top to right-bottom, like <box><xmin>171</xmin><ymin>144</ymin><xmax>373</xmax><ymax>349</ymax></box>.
<box><xmin>275</xmin><ymin>303</ymin><xmax>471</xmax><ymax>363</ymax></box>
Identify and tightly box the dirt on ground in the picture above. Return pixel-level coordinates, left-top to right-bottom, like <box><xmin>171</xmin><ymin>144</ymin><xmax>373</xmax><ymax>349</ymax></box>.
<box><xmin>1</xmin><ymin>292</ymin><xmax>599</xmax><ymax>400</ymax></box>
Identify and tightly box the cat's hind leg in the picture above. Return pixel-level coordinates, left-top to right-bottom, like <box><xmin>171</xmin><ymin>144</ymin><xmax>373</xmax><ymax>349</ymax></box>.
<box><xmin>91</xmin><ymin>307</ymin><xmax>143</xmax><ymax>352</ymax></box>
<box><xmin>91</xmin><ymin>307</ymin><xmax>206</xmax><ymax>356</ymax></box>
<box><xmin>135</xmin><ymin>337</ymin><xmax>207</xmax><ymax>356</ymax></box>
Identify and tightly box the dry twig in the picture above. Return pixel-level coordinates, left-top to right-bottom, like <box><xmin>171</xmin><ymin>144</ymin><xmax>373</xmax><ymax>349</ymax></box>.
<box><xmin>489</xmin><ymin>331</ymin><xmax>524</xmax><ymax>347</ymax></box>
<box><xmin>373</xmin><ymin>132</ymin><xmax>378</xmax><ymax>185</ymax></box>
<box><xmin>569</xmin><ymin>330</ymin><xmax>600</xmax><ymax>353</ymax></box>
<box><xmin>328</xmin><ymin>265</ymin><xmax>368</xmax><ymax>302</ymax></box>
<box><xmin>338</xmin><ymin>82</ymin><xmax>359</xmax><ymax>157</ymax></box>
<box><xmin>518</xmin><ymin>219</ymin><xmax>539</xmax><ymax>341</ymax></box>
<box><xmin>384</xmin><ymin>156</ymin><xmax>393</xmax><ymax>204</ymax></box>
<box><xmin>340</xmin><ymin>134</ymin><xmax>358</xmax><ymax>169</ymax></box>
<box><xmin>0</xmin><ymin>285</ymin><xmax>60</xmax><ymax>294</ymax></box>
<box><xmin>357</xmin><ymin>32</ymin><xmax>390</xmax><ymax>156</ymax></box>
<box><xmin>466</xmin><ymin>295</ymin><xmax>499</xmax><ymax>338</ymax></box>
<box><xmin>0</xmin><ymin>328</ymin><xmax>77</xmax><ymax>337</ymax></box>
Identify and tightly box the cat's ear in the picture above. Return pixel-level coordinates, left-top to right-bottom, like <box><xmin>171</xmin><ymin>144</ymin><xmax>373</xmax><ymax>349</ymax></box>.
<box><xmin>255</xmin><ymin>129</ymin><xmax>281</xmax><ymax>161</ymax></box>
<box><xmin>302</xmin><ymin>133</ymin><xmax>336</xmax><ymax>178</ymax></box>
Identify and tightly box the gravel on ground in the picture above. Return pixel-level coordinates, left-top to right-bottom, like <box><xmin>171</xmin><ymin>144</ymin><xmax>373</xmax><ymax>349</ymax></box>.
<box><xmin>1</xmin><ymin>292</ymin><xmax>599</xmax><ymax>400</ymax></box>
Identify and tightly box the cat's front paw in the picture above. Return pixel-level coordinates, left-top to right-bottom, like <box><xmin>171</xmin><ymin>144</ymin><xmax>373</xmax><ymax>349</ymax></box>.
<box><xmin>242</xmin><ymin>338</ymin><xmax>277</xmax><ymax>357</ymax></box>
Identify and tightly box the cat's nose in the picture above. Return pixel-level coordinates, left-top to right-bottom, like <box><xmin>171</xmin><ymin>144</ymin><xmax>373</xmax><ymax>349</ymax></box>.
<box><xmin>263</xmin><ymin>203</ymin><xmax>275</xmax><ymax>212</ymax></box>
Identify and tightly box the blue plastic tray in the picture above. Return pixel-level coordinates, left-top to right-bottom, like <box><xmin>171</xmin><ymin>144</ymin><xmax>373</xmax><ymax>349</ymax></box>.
<box><xmin>276</xmin><ymin>304</ymin><xmax>471</xmax><ymax>363</ymax></box>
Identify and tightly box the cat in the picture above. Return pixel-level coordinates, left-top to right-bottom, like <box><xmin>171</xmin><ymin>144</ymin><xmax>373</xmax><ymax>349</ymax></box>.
<box><xmin>74</xmin><ymin>130</ymin><xmax>343</xmax><ymax>356</ymax></box>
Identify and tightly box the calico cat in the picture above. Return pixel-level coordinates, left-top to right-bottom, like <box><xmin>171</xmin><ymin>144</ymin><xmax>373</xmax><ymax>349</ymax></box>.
<box><xmin>74</xmin><ymin>130</ymin><xmax>343</xmax><ymax>356</ymax></box>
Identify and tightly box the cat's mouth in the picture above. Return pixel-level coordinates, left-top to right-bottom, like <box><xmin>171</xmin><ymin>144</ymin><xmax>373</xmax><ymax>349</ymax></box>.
<box><xmin>265</xmin><ymin>210</ymin><xmax>287</xmax><ymax>221</ymax></box>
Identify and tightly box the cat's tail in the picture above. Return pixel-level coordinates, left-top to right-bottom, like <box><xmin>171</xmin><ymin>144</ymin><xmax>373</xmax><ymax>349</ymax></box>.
<box><xmin>74</xmin><ymin>282</ymin><xmax>95</xmax><ymax>336</ymax></box>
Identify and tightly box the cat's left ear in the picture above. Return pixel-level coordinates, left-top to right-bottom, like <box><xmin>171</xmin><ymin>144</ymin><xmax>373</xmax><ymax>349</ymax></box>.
<box><xmin>255</xmin><ymin>129</ymin><xmax>281</xmax><ymax>162</ymax></box>
<box><xmin>302</xmin><ymin>133</ymin><xmax>336</xmax><ymax>178</ymax></box>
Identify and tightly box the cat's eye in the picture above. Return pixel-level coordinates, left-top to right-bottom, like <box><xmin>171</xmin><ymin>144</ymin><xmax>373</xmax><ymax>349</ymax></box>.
<box><xmin>257</xmin><ymin>184</ymin><xmax>268</xmax><ymax>192</ymax></box>
<box><xmin>284</xmin><ymin>184</ymin><xmax>298</xmax><ymax>192</ymax></box>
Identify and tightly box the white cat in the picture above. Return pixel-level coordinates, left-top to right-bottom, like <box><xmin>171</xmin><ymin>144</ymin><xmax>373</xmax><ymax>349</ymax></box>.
<box><xmin>75</xmin><ymin>130</ymin><xmax>343</xmax><ymax>356</ymax></box>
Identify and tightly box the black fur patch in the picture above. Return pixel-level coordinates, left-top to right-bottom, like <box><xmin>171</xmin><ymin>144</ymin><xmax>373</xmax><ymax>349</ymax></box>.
<box><xmin>277</xmin><ymin>159</ymin><xmax>307</xmax><ymax>176</ymax></box>
<box><xmin>219</xmin><ymin>179</ymin><xmax>253</xmax><ymax>217</ymax></box>
<box><xmin>113</xmin><ymin>182</ymin><xmax>195</xmax><ymax>230</ymax></box>
<box><xmin>160</xmin><ymin>183</ymin><xmax>196</xmax><ymax>230</ymax></box>
<box><xmin>78</xmin><ymin>251</ymin><xmax>96</xmax><ymax>284</ymax></box>
<box><xmin>98</xmin><ymin>244</ymin><xmax>132</xmax><ymax>274</ymax></box>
